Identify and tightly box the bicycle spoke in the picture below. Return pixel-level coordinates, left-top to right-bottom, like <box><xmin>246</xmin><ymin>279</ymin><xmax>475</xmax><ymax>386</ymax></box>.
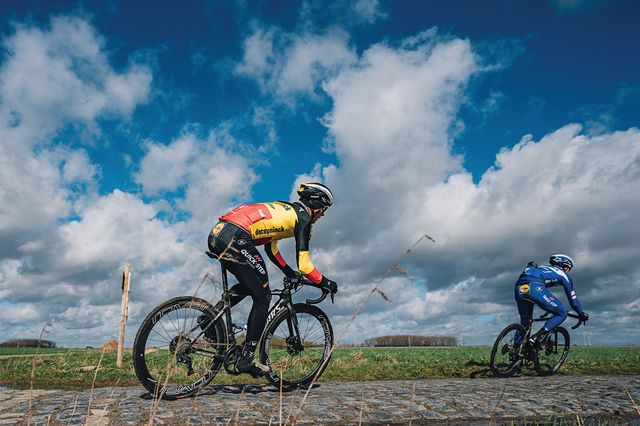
<box><xmin>158</xmin><ymin>317</ymin><xmax>176</xmax><ymax>342</ymax></box>
<box><xmin>262</xmin><ymin>306</ymin><xmax>333</xmax><ymax>389</ymax></box>
<box><xmin>535</xmin><ymin>328</ymin><xmax>569</xmax><ymax>376</ymax></box>
<box><xmin>150</xmin><ymin>327</ymin><xmax>172</xmax><ymax>344</ymax></box>
<box><xmin>133</xmin><ymin>297</ymin><xmax>226</xmax><ymax>400</ymax></box>
<box><xmin>490</xmin><ymin>324</ymin><xmax>526</xmax><ymax>378</ymax></box>
<box><xmin>301</xmin><ymin>315</ymin><xmax>313</xmax><ymax>340</ymax></box>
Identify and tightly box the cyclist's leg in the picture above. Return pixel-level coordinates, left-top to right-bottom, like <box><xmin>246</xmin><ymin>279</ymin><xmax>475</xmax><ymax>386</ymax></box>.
<box><xmin>221</xmin><ymin>239</ymin><xmax>272</xmax><ymax>375</ymax></box>
<box><xmin>231</xmin><ymin>260</ymin><xmax>272</xmax><ymax>375</ymax></box>
<box><xmin>526</xmin><ymin>284</ymin><xmax>568</xmax><ymax>337</ymax></box>
<box><xmin>208</xmin><ymin>222</ymin><xmax>254</xmax><ymax>306</ymax></box>
<box><xmin>208</xmin><ymin>222</ymin><xmax>271</xmax><ymax>375</ymax></box>
<box><xmin>227</xmin><ymin>246</ymin><xmax>271</xmax><ymax>346</ymax></box>
<box><xmin>514</xmin><ymin>283</ymin><xmax>534</xmax><ymax>346</ymax></box>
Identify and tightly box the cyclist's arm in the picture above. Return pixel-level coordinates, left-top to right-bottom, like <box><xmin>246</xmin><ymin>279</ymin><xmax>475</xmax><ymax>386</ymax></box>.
<box><xmin>562</xmin><ymin>276</ymin><xmax>584</xmax><ymax>313</ymax></box>
<box><xmin>264</xmin><ymin>241</ymin><xmax>296</xmax><ymax>278</ymax></box>
<box><xmin>294</xmin><ymin>215</ymin><xmax>323</xmax><ymax>285</ymax></box>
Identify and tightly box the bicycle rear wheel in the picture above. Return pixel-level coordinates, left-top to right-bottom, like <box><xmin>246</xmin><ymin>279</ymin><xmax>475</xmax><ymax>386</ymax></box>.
<box><xmin>132</xmin><ymin>296</ymin><xmax>227</xmax><ymax>400</ymax></box>
<box><xmin>490</xmin><ymin>323</ymin><xmax>527</xmax><ymax>378</ymax></box>
<box><xmin>534</xmin><ymin>326</ymin><xmax>570</xmax><ymax>376</ymax></box>
<box><xmin>260</xmin><ymin>303</ymin><xmax>333</xmax><ymax>390</ymax></box>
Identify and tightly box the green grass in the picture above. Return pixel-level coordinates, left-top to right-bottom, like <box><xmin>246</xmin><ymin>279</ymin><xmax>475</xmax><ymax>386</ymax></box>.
<box><xmin>0</xmin><ymin>347</ymin><xmax>71</xmax><ymax>356</ymax></box>
<box><xmin>0</xmin><ymin>346</ymin><xmax>637</xmax><ymax>390</ymax></box>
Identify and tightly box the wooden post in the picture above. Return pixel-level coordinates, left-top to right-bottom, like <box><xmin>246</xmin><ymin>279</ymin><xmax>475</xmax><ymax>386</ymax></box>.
<box><xmin>117</xmin><ymin>263</ymin><xmax>132</xmax><ymax>368</ymax></box>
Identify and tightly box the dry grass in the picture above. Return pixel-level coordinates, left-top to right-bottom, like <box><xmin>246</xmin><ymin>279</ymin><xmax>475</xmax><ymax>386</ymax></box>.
<box><xmin>625</xmin><ymin>387</ymin><xmax>640</xmax><ymax>417</ymax></box>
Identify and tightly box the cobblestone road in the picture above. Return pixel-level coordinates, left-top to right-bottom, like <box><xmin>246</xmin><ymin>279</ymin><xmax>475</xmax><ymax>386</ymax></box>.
<box><xmin>1</xmin><ymin>375</ymin><xmax>639</xmax><ymax>425</ymax></box>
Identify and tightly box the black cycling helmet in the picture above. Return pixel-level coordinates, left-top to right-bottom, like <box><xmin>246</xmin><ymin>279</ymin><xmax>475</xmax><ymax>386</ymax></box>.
<box><xmin>549</xmin><ymin>254</ymin><xmax>574</xmax><ymax>271</ymax></box>
<box><xmin>297</xmin><ymin>182</ymin><xmax>333</xmax><ymax>209</ymax></box>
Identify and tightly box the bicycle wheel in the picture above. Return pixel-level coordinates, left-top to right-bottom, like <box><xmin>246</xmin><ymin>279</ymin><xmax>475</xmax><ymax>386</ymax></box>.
<box><xmin>490</xmin><ymin>323</ymin><xmax>527</xmax><ymax>378</ymax></box>
<box><xmin>260</xmin><ymin>303</ymin><xmax>333</xmax><ymax>390</ymax></box>
<box><xmin>534</xmin><ymin>326</ymin><xmax>570</xmax><ymax>376</ymax></box>
<box><xmin>133</xmin><ymin>296</ymin><xmax>227</xmax><ymax>400</ymax></box>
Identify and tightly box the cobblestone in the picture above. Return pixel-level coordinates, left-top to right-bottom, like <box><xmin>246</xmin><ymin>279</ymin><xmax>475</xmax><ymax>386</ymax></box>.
<box><xmin>0</xmin><ymin>375</ymin><xmax>638</xmax><ymax>424</ymax></box>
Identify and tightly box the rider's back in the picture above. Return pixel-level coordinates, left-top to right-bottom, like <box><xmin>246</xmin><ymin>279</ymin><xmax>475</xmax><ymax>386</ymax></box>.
<box><xmin>220</xmin><ymin>201</ymin><xmax>304</xmax><ymax>245</ymax></box>
<box><xmin>517</xmin><ymin>264</ymin><xmax>572</xmax><ymax>289</ymax></box>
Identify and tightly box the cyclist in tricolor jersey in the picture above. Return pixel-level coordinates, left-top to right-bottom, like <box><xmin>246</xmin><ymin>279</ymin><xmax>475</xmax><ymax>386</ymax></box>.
<box><xmin>206</xmin><ymin>182</ymin><xmax>338</xmax><ymax>377</ymax></box>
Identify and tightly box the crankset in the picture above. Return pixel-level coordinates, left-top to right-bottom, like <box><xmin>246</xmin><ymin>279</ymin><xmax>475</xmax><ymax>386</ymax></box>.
<box><xmin>223</xmin><ymin>345</ymin><xmax>242</xmax><ymax>375</ymax></box>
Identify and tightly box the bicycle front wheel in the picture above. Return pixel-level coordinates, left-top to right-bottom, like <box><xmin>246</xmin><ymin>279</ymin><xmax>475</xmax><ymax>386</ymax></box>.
<box><xmin>132</xmin><ymin>296</ymin><xmax>227</xmax><ymax>400</ymax></box>
<box><xmin>534</xmin><ymin>326</ymin><xmax>570</xmax><ymax>376</ymax></box>
<box><xmin>260</xmin><ymin>303</ymin><xmax>333</xmax><ymax>390</ymax></box>
<box><xmin>490</xmin><ymin>323</ymin><xmax>527</xmax><ymax>378</ymax></box>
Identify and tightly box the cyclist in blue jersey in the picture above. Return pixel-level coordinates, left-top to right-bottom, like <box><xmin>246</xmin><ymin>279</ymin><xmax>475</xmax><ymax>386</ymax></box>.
<box><xmin>515</xmin><ymin>254</ymin><xmax>589</xmax><ymax>343</ymax></box>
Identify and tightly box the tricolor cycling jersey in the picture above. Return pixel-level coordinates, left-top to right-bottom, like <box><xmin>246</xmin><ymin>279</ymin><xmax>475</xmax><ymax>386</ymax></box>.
<box><xmin>219</xmin><ymin>201</ymin><xmax>323</xmax><ymax>284</ymax></box>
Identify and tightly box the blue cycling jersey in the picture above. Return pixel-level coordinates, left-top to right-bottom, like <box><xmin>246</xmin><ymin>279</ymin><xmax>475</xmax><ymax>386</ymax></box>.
<box><xmin>516</xmin><ymin>264</ymin><xmax>584</xmax><ymax>314</ymax></box>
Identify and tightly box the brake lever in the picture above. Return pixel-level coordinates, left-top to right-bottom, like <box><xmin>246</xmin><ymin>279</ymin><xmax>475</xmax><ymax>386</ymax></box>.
<box><xmin>330</xmin><ymin>292</ymin><xmax>335</xmax><ymax>304</ymax></box>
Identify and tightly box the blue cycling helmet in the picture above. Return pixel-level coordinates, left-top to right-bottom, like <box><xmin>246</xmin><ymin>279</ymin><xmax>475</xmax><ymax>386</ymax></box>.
<box><xmin>550</xmin><ymin>254</ymin><xmax>574</xmax><ymax>271</ymax></box>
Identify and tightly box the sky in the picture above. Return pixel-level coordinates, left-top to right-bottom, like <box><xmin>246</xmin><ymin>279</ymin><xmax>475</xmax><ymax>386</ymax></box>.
<box><xmin>0</xmin><ymin>0</ymin><xmax>639</xmax><ymax>347</ymax></box>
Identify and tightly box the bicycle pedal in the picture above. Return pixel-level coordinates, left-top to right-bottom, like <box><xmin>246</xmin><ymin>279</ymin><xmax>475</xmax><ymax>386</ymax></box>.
<box><xmin>232</xmin><ymin>324</ymin><xmax>246</xmax><ymax>334</ymax></box>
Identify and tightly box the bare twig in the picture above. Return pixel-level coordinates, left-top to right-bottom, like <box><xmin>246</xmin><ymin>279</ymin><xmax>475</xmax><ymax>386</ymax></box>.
<box><xmin>279</xmin><ymin>361</ymin><xmax>286</xmax><ymax>426</ymax></box>
<box><xmin>86</xmin><ymin>349</ymin><xmax>106</xmax><ymax>418</ymax></box>
<box><xmin>234</xmin><ymin>386</ymin><xmax>246</xmax><ymax>425</ymax></box>
<box><xmin>489</xmin><ymin>382</ymin><xmax>507</xmax><ymax>426</ymax></box>
<box><xmin>71</xmin><ymin>392</ymin><xmax>80</xmax><ymax>415</ymax></box>
<box><xmin>409</xmin><ymin>382</ymin><xmax>416</xmax><ymax>426</ymax></box>
<box><xmin>358</xmin><ymin>389</ymin><xmax>366</xmax><ymax>425</ymax></box>
<box><xmin>28</xmin><ymin>321</ymin><xmax>54</xmax><ymax>426</ymax></box>
<box><xmin>625</xmin><ymin>387</ymin><xmax>640</xmax><ymax>416</ymax></box>
<box><xmin>372</xmin><ymin>288</ymin><xmax>397</xmax><ymax>306</ymax></box>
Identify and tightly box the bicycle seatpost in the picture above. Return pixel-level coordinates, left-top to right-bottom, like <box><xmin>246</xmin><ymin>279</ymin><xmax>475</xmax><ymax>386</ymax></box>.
<box><xmin>220</xmin><ymin>264</ymin><xmax>229</xmax><ymax>293</ymax></box>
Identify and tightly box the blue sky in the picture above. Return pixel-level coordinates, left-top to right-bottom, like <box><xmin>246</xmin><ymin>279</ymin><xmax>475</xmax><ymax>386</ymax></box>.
<box><xmin>0</xmin><ymin>0</ymin><xmax>639</xmax><ymax>346</ymax></box>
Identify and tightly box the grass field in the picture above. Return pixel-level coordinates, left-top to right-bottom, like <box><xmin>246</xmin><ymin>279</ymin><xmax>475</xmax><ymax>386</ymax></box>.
<box><xmin>0</xmin><ymin>346</ymin><xmax>638</xmax><ymax>390</ymax></box>
<box><xmin>0</xmin><ymin>347</ymin><xmax>71</xmax><ymax>356</ymax></box>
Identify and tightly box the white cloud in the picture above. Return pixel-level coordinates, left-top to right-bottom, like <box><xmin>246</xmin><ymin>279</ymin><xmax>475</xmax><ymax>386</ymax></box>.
<box><xmin>353</xmin><ymin>0</ymin><xmax>387</xmax><ymax>24</ymax></box>
<box><xmin>235</xmin><ymin>26</ymin><xmax>275</xmax><ymax>90</ymax></box>
<box><xmin>2</xmin><ymin>12</ymin><xmax>638</xmax><ymax>348</ymax></box>
<box><xmin>322</xmin><ymin>36</ymin><xmax>476</xmax><ymax>190</ymax></box>
<box><xmin>549</xmin><ymin>0</ymin><xmax>609</xmax><ymax>12</ymax></box>
<box><xmin>60</xmin><ymin>149</ymin><xmax>99</xmax><ymax>185</ymax></box>
<box><xmin>0</xmin><ymin>303</ymin><xmax>40</xmax><ymax>325</ymax></box>
<box><xmin>0</xmin><ymin>16</ymin><xmax>151</xmax><ymax>148</ymax></box>
<box><xmin>134</xmin><ymin>128</ymin><xmax>259</xmax><ymax>229</ymax></box>
<box><xmin>135</xmin><ymin>135</ymin><xmax>198</xmax><ymax>195</ymax></box>
<box><xmin>0</xmin><ymin>15</ymin><xmax>152</xmax><ymax>254</ymax></box>
<box><xmin>236</xmin><ymin>27</ymin><xmax>356</xmax><ymax>103</ymax></box>
<box><xmin>59</xmin><ymin>190</ymin><xmax>189</xmax><ymax>271</ymax></box>
<box><xmin>277</xmin><ymin>30</ymin><xmax>356</xmax><ymax>99</ymax></box>
<box><xmin>0</xmin><ymin>147</ymin><xmax>71</xmax><ymax>241</ymax></box>
<box><xmin>288</xmin><ymin>29</ymin><xmax>640</xmax><ymax>345</ymax></box>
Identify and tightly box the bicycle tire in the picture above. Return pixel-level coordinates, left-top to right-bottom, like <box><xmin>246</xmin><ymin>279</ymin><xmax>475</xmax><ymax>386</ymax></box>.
<box><xmin>490</xmin><ymin>323</ymin><xmax>527</xmax><ymax>378</ymax></box>
<box><xmin>534</xmin><ymin>326</ymin><xmax>570</xmax><ymax>376</ymax></box>
<box><xmin>132</xmin><ymin>296</ymin><xmax>227</xmax><ymax>400</ymax></box>
<box><xmin>260</xmin><ymin>303</ymin><xmax>333</xmax><ymax>390</ymax></box>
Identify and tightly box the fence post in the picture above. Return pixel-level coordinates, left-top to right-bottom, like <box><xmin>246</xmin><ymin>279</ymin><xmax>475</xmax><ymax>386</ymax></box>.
<box><xmin>117</xmin><ymin>263</ymin><xmax>132</xmax><ymax>368</ymax></box>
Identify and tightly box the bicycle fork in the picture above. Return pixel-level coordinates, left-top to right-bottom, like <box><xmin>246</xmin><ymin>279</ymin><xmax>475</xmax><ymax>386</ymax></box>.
<box><xmin>285</xmin><ymin>306</ymin><xmax>304</xmax><ymax>354</ymax></box>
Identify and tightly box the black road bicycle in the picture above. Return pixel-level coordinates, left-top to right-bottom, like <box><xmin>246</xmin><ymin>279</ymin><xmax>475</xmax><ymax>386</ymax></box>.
<box><xmin>490</xmin><ymin>312</ymin><xmax>586</xmax><ymax>378</ymax></box>
<box><xmin>133</xmin><ymin>252</ymin><xmax>335</xmax><ymax>400</ymax></box>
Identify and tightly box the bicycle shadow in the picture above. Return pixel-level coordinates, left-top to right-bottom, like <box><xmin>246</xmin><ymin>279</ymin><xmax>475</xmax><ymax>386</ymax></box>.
<box><xmin>139</xmin><ymin>382</ymin><xmax>321</xmax><ymax>400</ymax></box>
<box><xmin>466</xmin><ymin>359</ymin><xmax>539</xmax><ymax>379</ymax></box>
<box><xmin>465</xmin><ymin>359</ymin><xmax>494</xmax><ymax>378</ymax></box>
